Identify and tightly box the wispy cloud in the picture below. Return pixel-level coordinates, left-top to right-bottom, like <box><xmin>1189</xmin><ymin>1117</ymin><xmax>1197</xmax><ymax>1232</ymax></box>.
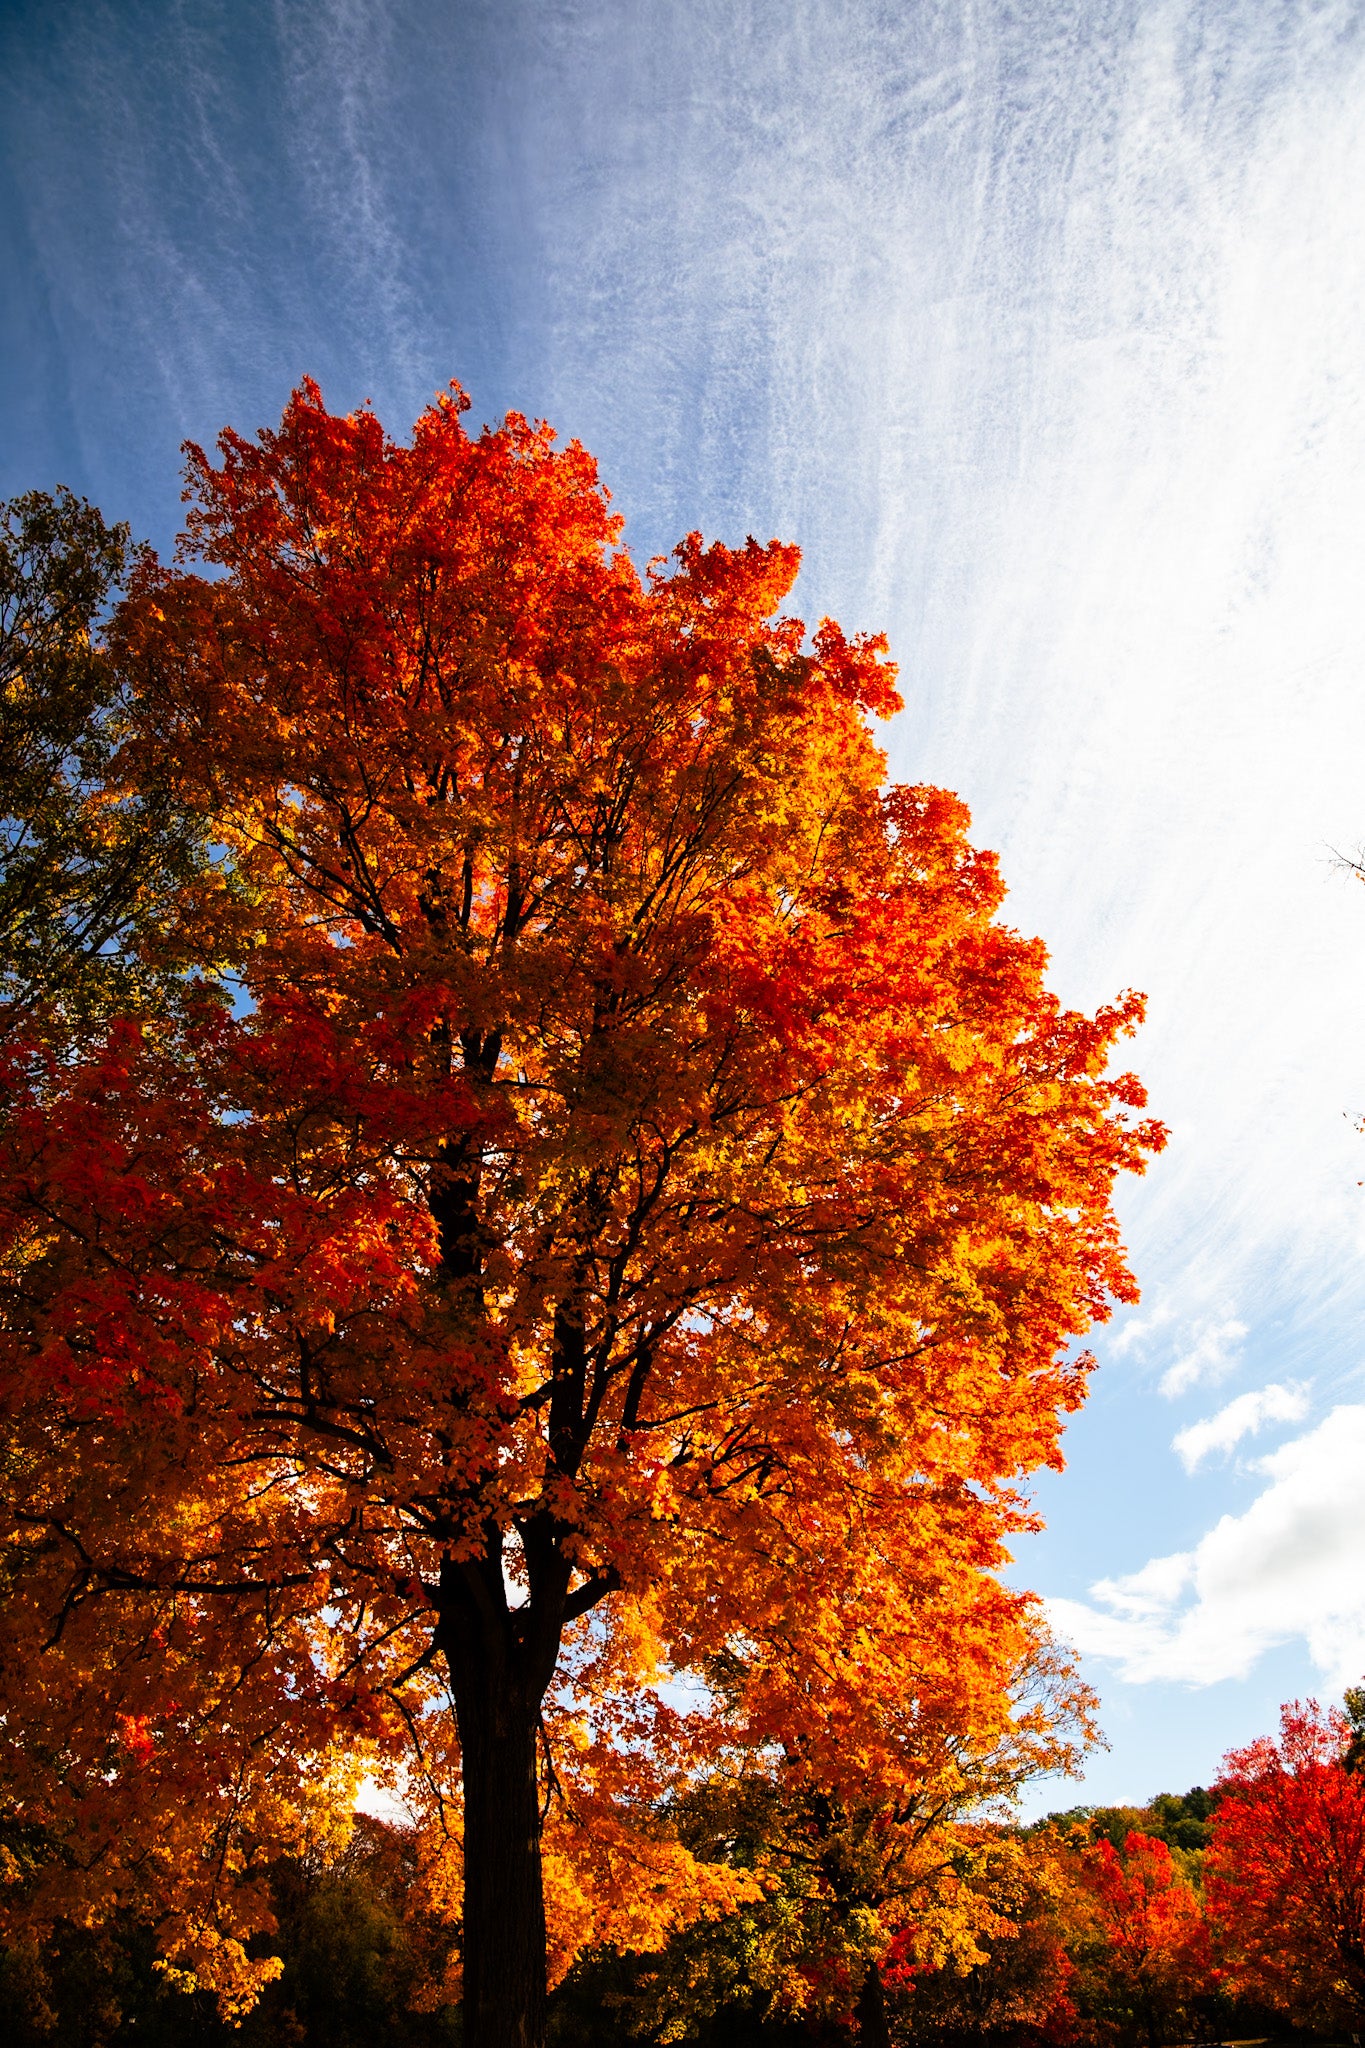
<box><xmin>7</xmin><ymin>0</ymin><xmax>1365</xmax><ymax>1804</ymax></box>
<box><xmin>272</xmin><ymin>0</ymin><xmax>424</xmax><ymax>390</ymax></box>
<box><xmin>1172</xmin><ymin>1381</ymin><xmax>1310</xmax><ymax>1472</ymax></box>
<box><xmin>1158</xmin><ymin>1318</ymin><xmax>1249</xmax><ymax>1399</ymax></box>
<box><xmin>1050</xmin><ymin>1405</ymin><xmax>1365</xmax><ymax>1689</ymax></box>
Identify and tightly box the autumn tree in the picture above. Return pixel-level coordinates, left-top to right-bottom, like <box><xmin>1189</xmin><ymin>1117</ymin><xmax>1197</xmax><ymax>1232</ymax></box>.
<box><xmin>1207</xmin><ymin>1697</ymin><xmax>1365</xmax><ymax>2031</ymax></box>
<box><xmin>890</xmin><ymin>1826</ymin><xmax>1079</xmax><ymax>2048</ymax></box>
<box><xmin>1063</xmin><ymin>1830</ymin><xmax>1209</xmax><ymax>2047</ymax></box>
<box><xmin>577</xmin><ymin>1613</ymin><xmax>1096</xmax><ymax>2047</ymax></box>
<box><xmin>2</xmin><ymin>383</ymin><xmax>1162</xmax><ymax>2048</ymax></box>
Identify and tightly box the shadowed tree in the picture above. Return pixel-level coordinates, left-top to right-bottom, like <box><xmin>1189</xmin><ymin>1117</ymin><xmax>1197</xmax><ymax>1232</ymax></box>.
<box><xmin>0</xmin><ymin>487</ymin><xmax>207</xmax><ymax>1028</ymax></box>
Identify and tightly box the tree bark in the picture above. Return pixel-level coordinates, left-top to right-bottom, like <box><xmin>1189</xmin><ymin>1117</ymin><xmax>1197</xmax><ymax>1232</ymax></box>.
<box><xmin>429</xmin><ymin>1200</ymin><xmax>590</xmax><ymax>2047</ymax></box>
<box><xmin>856</xmin><ymin>1957</ymin><xmax>892</xmax><ymax>2048</ymax></box>
<box><xmin>451</xmin><ymin>1665</ymin><xmax>547</xmax><ymax>2048</ymax></box>
<box><xmin>436</xmin><ymin>1530</ymin><xmax>563</xmax><ymax>2048</ymax></box>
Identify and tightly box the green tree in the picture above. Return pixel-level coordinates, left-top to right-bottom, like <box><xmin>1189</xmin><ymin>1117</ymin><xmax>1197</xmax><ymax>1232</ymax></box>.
<box><xmin>1343</xmin><ymin>1682</ymin><xmax>1365</xmax><ymax>1775</ymax></box>
<box><xmin>0</xmin><ymin>487</ymin><xmax>207</xmax><ymax>1025</ymax></box>
<box><xmin>1044</xmin><ymin>1789</ymin><xmax>1216</xmax><ymax>1857</ymax></box>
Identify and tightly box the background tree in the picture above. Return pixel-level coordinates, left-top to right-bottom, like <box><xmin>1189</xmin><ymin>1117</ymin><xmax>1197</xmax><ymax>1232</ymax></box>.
<box><xmin>1344</xmin><ymin>1682</ymin><xmax>1365</xmax><ymax>1776</ymax></box>
<box><xmin>1062</xmin><ymin>1829</ymin><xmax>1209</xmax><ymax>2048</ymax></box>
<box><xmin>0</xmin><ymin>488</ymin><xmax>207</xmax><ymax>1027</ymax></box>
<box><xmin>0</xmin><ymin>1814</ymin><xmax>462</xmax><ymax>2048</ymax></box>
<box><xmin>1042</xmin><ymin>1789</ymin><xmax>1216</xmax><ymax>1858</ymax></box>
<box><xmin>4</xmin><ymin>382</ymin><xmax>1162</xmax><ymax>2048</ymax></box>
<box><xmin>1207</xmin><ymin>1697</ymin><xmax>1365</xmax><ymax>2031</ymax></box>
<box><xmin>889</xmin><ymin>1826</ymin><xmax>1079</xmax><ymax>2048</ymax></box>
<box><xmin>569</xmin><ymin>1618</ymin><xmax>1094</xmax><ymax>2048</ymax></box>
<box><xmin>899</xmin><ymin>1791</ymin><xmax>1226</xmax><ymax>2048</ymax></box>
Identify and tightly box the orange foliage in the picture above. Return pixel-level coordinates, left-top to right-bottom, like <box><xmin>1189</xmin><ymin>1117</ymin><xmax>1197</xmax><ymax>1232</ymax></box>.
<box><xmin>2</xmin><ymin>382</ymin><xmax>1162</xmax><ymax>2045</ymax></box>
<box><xmin>893</xmin><ymin>1825</ymin><xmax>1081</xmax><ymax>2045</ymax></box>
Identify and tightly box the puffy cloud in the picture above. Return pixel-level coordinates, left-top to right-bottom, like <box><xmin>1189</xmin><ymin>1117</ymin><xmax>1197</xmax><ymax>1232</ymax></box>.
<box><xmin>1171</xmin><ymin>1381</ymin><xmax>1310</xmax><ymax>1473</ymax></box>
<box><xmin>1107</xmin><ymin>1302</ymin><xmax>1176</xmax><ymax>1359</ymax></box>
<box><xmin>1158</xmin><ymin>1317</ymin><xmax>1248</xmax><ymax>1399</ymax></box>
<box><xmin>1048</xmin><ymin>1405</ymin><xmax>1365</xmax><ymax>1690</ymax></box>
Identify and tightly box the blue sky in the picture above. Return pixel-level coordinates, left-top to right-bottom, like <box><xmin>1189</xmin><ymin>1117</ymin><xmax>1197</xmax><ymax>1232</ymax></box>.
<box><xmin>5</xmin><ymin>0</ymin><xmax>1365</xmax><ymax>1811</ymax></box>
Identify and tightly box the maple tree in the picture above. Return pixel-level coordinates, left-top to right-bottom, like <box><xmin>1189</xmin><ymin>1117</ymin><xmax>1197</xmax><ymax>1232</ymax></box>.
<box><xmin>2</xmin><ymin>381</ymin><xmax>1162</xmax><ymax>2048</ymax></box>
<box><xmin>587</xmin><ymin>1617</ymin><xmax>1096</xmax><ymax>2046</ymax></box>
<box><xmin>1207</xmin><ymin>1698</ymin><xmax>1365</xmax><ymax>2031</ymax></box>
<box><xmin>0</xmin><ymin>1023</ymin><xmax>370</xmax><ymax>2015</ymax></box>
<box><xmin>1063</xmin><ymin>1829</ymin><xmax>1209</xmax><ymax>2047</ymax></box>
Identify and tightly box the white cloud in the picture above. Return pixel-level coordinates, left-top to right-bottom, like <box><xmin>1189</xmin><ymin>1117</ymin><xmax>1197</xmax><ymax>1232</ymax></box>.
<box><xmin>1108</xmin><ymin>1302</ymin><xmax>1176</xmax><ymax>1358</ymax></box>
<box><xmin>1171</xmin><ymin>1381</ymin><xmax>1310</xmax><ymax>1472</ymax></box>
<box><xmin>1049</xmin><ymin>1404</ymin><xmax>1365</xmax><ymax>1689</ymax></box>
<box><xmin>1158</xmin><ymin>1317</ymin><xmax>1248</xmax><ymax>1399</ymax></box>
<box><xmin>1085</xmin><ymin>1549</ymin><xmax>1196</xmax><ymax>1620</ymax></box>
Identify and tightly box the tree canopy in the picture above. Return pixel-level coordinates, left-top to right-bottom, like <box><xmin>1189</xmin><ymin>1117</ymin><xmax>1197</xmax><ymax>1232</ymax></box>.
<box><xmin>1207</xmin><ymin>1697</ymin><xmax>1365</xmax><ymax>2030</ymax></box>
<box><xmin>1</xmin><ymin>384</ymin><xmax>1163</xmax><ymax>2048</ymax></box>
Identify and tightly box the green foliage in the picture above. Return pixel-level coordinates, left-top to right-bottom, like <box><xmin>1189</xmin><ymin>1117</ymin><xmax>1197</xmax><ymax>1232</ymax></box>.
<box><xmin>1040</xmin><ymin>1786</ymin><xmax>1216</xmax><ymax>1855</ymax></box>
<box><xmin>0</xmin><ymin>487</ymin><xmax>209</xmax><ymax>1026</ymax></box>
<box><xmin>1136</xmin><ymin>1790</ymin><xmax>1216</xmax><ymax>1855</ymax></box>
<box><xmin>235</xmin><ymin>1821</ymin><xmax>460</xmax><ymax>2048</ymax></box>
<box><xmin>1343</xmin><ymin>1684</ymin><xmax>1365</xmax><ymax>1775</ymax></box>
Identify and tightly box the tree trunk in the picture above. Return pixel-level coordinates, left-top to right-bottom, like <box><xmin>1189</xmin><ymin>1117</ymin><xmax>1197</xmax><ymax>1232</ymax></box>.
<box><xmin>454</xmin><ymin>1675</ymin><xmax>547</xmax><ymax>2048</ymax></box>
<box><xmin>856</xmin><ymin>1957</ymin><xmax>892</xmax><ymax>2048</ymax></box>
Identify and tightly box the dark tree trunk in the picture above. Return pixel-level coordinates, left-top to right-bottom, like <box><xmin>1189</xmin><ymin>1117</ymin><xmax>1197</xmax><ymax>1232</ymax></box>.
<box><xmin>451</xmin><ymin>1666</ymin><xmax>547</xmax><ymax>2048</ymax></box>
<box><xmin>435</xmin><ymin>1532</ymin><xmax>566</xmax><ymax>2048</ymax></box>
<box><xmin>428</xmin><ymin>1195</ymin><xmax>597</xmax><ymax>2048</ymax></box>
<box><xmin>856</xmin><ymin>1957</ymin><xmax>892</xmax><ymax>2048</ymax></box>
